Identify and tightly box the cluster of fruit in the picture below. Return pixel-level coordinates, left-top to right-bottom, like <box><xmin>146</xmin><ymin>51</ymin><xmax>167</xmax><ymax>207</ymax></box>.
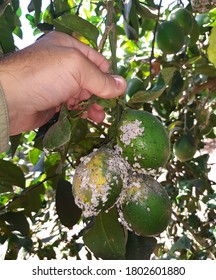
<box><xmin>72</xmin><ymin>108</ymin><xmax>172</xmax><ymax>237</ymax></box>
<box><xmin>156</xmin><ymin>7</ymin><xmax>198</xmax><ymax>54</ymax></box>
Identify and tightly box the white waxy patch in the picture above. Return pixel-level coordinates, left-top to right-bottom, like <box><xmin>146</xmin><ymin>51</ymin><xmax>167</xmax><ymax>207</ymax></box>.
<box><xmin>119</xmin><ymin>120</ymin><xmax>144</xmax><ymax>146</ymax></box>
<box><xmin>73</xmin><ymin>148</ymin><xmax>130</xmax><ymax>218</ymax></box>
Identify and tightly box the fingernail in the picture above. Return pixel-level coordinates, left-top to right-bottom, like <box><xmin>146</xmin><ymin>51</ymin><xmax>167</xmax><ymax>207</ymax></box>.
<box><xmin>113</xmin><ymin>75</ymin><xmax>126</xmax><ymax>91</ymax></box>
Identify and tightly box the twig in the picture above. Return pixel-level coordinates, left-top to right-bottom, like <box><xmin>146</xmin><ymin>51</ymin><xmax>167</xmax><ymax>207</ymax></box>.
<box><xmin>76</xmin><ymin>0</ymin><xmax>84</xmax><ymax>15</ymax></box>
<box><xmin>150</xmin><ymin>0</ymin><xmax>163</xmax><ymax>78</ymax></box>
<box><xmin>98</xmin><ymin>0</ymin><xmax>117</xmax><ymax>73</ymax></box>
<box><xmin>0</xmin><ymin>174</ymin><xmax>59</xmax><ymax>212</ymax></box>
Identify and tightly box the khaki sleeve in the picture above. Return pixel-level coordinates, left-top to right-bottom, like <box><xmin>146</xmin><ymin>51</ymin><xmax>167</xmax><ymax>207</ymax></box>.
<box><xmin>0</xmin><ymin>83</ymin><xmax>9</xmax><ymax>153</ymax></box>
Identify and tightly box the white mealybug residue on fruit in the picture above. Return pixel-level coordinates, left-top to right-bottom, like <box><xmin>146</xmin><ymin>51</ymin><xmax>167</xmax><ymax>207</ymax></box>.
<box><xmin>119</xmin><ymin>120</ymin><xmax>144</xmax><ymax>146</ymax></box>
<box><xmin>72</xmin><ymin>148</ymin><xmax>129</xmax><ymax>217</ymax></box>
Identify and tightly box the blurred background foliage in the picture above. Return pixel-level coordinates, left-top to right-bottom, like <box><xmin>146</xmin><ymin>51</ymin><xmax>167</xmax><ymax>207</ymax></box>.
<box><xmin>0</xmin><ymin>0</ymin><xmax>215</xmax><ymax>260</ymax></box>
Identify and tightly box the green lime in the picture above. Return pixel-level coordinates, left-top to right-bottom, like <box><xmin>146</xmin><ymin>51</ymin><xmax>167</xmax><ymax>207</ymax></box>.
<box><xmin>116</xmin><ymin>108</ymin><xmax>170</xmax><ymax>170</ymax></box>
<box><xmin>173</xmin><ymin>134</ymin><xmax>197</xmax><ymax>162</ymax></box>
<box><xmin>156</xmin><ymin>21</ymin><xmax>185</xmax><ymax>54</ymax></box>
<box><xmin>118</xmin><ymin>173</ymin><xmax>171</xmax><ymax>237</ymax></box>
<box><xmin>168</xmin><ymin>7</ymin><xmax>194</xmax><ymax>35</ymax></box>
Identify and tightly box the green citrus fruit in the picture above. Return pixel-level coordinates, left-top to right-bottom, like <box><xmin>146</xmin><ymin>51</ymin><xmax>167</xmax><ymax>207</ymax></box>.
<box><xmin>168</xmin><ymin>7</ymin><xmax>194</xmax><ymax>35</ymax></box>
<box><xmin>118</xmin><ymin>173</ymin><xmax>171</xmax><ymax>237</ymax></box>
<box><xmin>173</xmin><ymin>134</ymin><xmax>197</xmax><ymax>162</ymax></box>
<box><xmin>156</xmin><ymin>21</ymin><xmax>185</xmax><ymax>54</ymax></box>
<box><xmin>116</xmin><ymin>108</ymin><xmax>170</xmax><ymax>170</ymax></box>
<box><xmin>72</xmin><ymin>148</ymin><xmax>125</xmax><ymax>217</ymax></box>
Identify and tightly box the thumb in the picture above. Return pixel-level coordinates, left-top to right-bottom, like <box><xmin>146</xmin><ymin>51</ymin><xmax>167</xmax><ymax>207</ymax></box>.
<box><xmin>77</xmin><ymin>56</ymin><xmax>127</xmax><ymax>99</ymax></box>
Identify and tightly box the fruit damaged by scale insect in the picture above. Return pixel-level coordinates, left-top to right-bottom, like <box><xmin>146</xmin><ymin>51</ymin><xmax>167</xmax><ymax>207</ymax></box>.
<box><xmin>72</xmin><ymin>148</ymin><xmax>126</xmax><ymax>217</ymax></box>
<box><xmin>116</xmin><ymin>109</ymin><xmax>170</xmax><ymax>170</ymax></box>
<box><xmin>118</xmin><ymin>173</ymin><xmax>172</xmax><ymax>237</ymax></box>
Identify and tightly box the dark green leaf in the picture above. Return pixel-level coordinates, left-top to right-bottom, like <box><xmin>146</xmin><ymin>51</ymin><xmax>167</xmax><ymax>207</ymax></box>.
<box><xmin>69</xmin><ymin>117</ymin><xmax>88</xmax><ymax>144</ymax></box>
<box><xmin>126</xmin><ymin>231</ymin><xmax>157</xmax><ymax>260</ymax></box>
<box><xmin>0</xmin><ymin>15</ymin><xmax>15</xmax><ymax>53</ymax></box>
<box><xmin>0</xmin><ymin>182</ymin><xmax>13</xmax><ymax>193</ymax></box>
<box><xmin>33</xmin><ymin>0</ymin><xmax>42</xmax><ymax>25</ymax></box>
<box><xmin>56</xmin><ymin>179</ymin><xmax>82</xmax><ymax>228</ymax></box>
<box><xmin>0</xmin><ymin>212</ymin><xmax>30</xmax><ymax>236</ymax></box>
<box><xmin>128</xmin><ymin>67</ymin><xmax>176</xmax><ymax>104</ymax></box>
<box><xmin>37</xmin><ymin>22</ymin><xmax>54</xmax><ymax>32</ymax></box>
<box><xmin>53</xmin><ymin>14</ymin><xmax>99</xmax><ymax>48</ymax></box>
<box><xmin>53</xmin><ymin>0</ymin><xmax>71</xmax><ymax>16</ymax></box>
<box><xmin>136</xmin><ymin>1</ymin><xmax>157</xmax><ymax>19</ymax></box>
<box><xmin>169</xmin><ymin>235</ymin><xmax>191</xmax><ymax>255</ymax></box>
<box><xmin>123</xmin><ymin>19</ymin><xmax>138</xmax><ymax>40</ymax></box>
<box><xmin>0</xmin><ymin>159</ymin><xmax>25</xmax><ymax>188</ymax></box>
<box><xmin>12</xmin><ymin>0</ymin><xmax>19</xmax><ymax>12</ymax></box>
<box><xmin>43</xmin><ymin>108</ymin><xmax>71</xmax><ymax>150</ymax></box>
<box><xmin>13</xmin><ymin>26</ymin><xmax>23</xmax><ymax>39</ymax></box>
<box><xmin>8</xmin><ymin>183</ymin><xmax>45</xmax><ymax>215</ymax></box>
<box><xmin>28</xmin><ymin>0</ymin><xmax>35</xmax><ymax>12</ymax></box>
<box><xmin>166</xmin><ymin>71</ymin><xmax>184</xmax><ymax>100</ymax></box>
<box><xmin>123</xmin><ymin>0</ymin><xmax>132</xmax><ymax>21</ymax></box>
<box><xmin>9</xmin><ymin>134</ymin><xmax>22</xmax><ymax>158</ymax></box>
<box><xmin>83</xmin><ymin>207</ymin><xmax>126</xmax><ymax>259</ymax></box>
<box><xmin>28</xmin><ymin>0</ymin><xmax>42</xmax><ymax>25</ymax></box>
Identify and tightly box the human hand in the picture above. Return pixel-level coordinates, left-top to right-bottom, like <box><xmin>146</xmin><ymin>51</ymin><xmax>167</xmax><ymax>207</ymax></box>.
<box><xmin>0</xmin><ymin>31</ymin><xmax>126</xmax><ymax>135</ymax></box>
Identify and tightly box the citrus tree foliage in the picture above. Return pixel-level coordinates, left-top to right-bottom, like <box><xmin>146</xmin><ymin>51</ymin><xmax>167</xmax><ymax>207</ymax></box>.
<box><xmin>0</xmin><ymin>0</ymin><xmax>215</xmax><ymax>260</ymax></box>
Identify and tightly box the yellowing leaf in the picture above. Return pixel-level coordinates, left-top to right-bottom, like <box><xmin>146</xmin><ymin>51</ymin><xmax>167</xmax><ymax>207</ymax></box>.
<box><xmin>207</xmin><ymin>26</ymin><xmax>216</xmax><ymax>68</ymax></box>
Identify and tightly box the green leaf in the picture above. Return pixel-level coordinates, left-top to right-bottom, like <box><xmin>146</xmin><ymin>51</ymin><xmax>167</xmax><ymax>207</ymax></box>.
<box><xmin>0</xmin><ymin>212</ymin><xmax>30</xmax><ymax>236</ymax></box>
<box><xmin>123</xmin><ymin>19</ymin><xmax>138</xmax><ymax>41</ymax></box>
<box><xmin>126</xmin><ymin>231</ymin><xmax>157</xmax><ymax>260</ymax></box>
<box><xmin>43</xmin><ymin>107</ymin><xmax>71</xmax><ymax>150</ymax></box>
<box><xmin>12</xmin><ymin>0</ymin><xmax>19</xmax><ymax>12</ymax></box>
<box><xmin>136</xmin><ymin>1</ymin><xmax>157</xmax><ymax>19</ymax></box>
<box><xmin>128</xmin><ymin>67</ymin><xmax>176</xmax><ymax>104</ymax></box>
<box><xmin>69</xmin><ymin>117</ymin><xmax>88</xmax><ymax>144</ymax></box>
<box><xmin>83</xmin><ymin>207</ymin><xmax>126</xmax><ymax>259</ymax></box>
<box><xmin>0</xmin><ymin>192</ymin><xmax>14</xmax><ymax>207</ymax></box>
<box><xmin>53</xmin><ymin>0</ymin><xmax>72</xmax><ymax>16</ymax></box>
<box><xmin>207</xmin><ymin>26</ymin><xmax>216</xmax><ymax>67</ymax></box>
<box><xmin>29</xmin><ymin>148</ymin><xmax>42</xmax><ymax>165</ymax></box>
<box><xmin>53</xmin><ymin>14</ymin><xmax>99</xmax><ymax>48</ymax></box>
<box><xmin>28</xmin><ymin>0</ymin><xmax>42</xmax><ymax>24</ymax></box>
<box><xmin>56</xmin><ymin>179</ymin><xmax>82</xmax><ymax>228</ymax></box>
<box><xmin>9</xmin><ymin>134</ymin><xmax>22</xmax><ymax>158</ymax></box>
<box><xmin>8</xmin><ymin>183</ymin><xmax>45</xmax><ymax>216</ymax></box>
<box><xmin>0</xmin><ymin>14</ymin><xmax>15</xmax><ymax>53</ymax></box>
<box><xmin>169</xmin><ymin>235</ymin><xmax>191</xmax><ymax>255</ymax></box>
<box><xmin>33</xmin><ymin>0</ymin><xmax>42</xmax><ymax>25</ymax></box>
<box><xmin>166</xmin><ymin>71</ymin><xmax>184</xmax><ymax>100</ymax></box>
<box><xmin>123</xmin><ymin>0</ymin><xmax>133</xmax><ymax>21</ymax></box>
<box><xmin>0</xmin><ymin>182</ymin><xmax>13</xmax><ymax>194</ymax></box>
<box><xmin>0</xmin><ymin>159</ymin><xmax>25</xmax><ymax>188</ymax></box>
